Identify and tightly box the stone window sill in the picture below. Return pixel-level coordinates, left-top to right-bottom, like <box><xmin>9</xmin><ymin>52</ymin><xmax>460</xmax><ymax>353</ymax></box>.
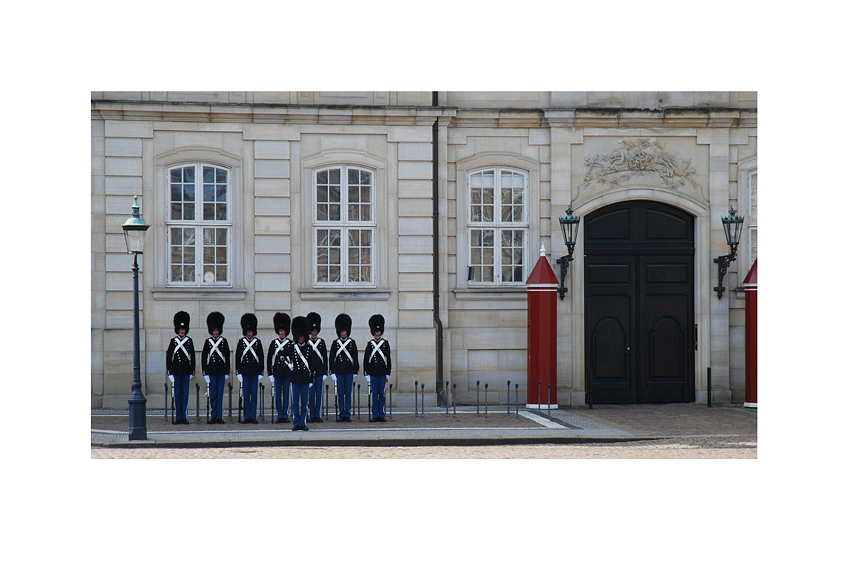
<box><xmin>454</xmin><ymin>287</ymin><xmax>527</xmax><ymax>301</ymax></box>
<box><xmin>298</xmin><ymin>288</ymin><xmax>392</xmax><ymax>301</ymax></box>
<box><xmin>152</xmin><ymin>287</ymin><xmax>248</xmax><ymax>301</ymax></box>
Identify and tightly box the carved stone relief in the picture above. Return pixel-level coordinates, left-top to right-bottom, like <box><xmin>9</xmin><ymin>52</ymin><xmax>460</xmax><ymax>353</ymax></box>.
<box><xmin>582</xmin><ymin>138</ymin><xmax>702</xmax><ymax>193</ymax></box>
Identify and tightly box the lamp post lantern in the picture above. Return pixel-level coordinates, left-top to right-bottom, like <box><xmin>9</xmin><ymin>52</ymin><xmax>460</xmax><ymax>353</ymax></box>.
<box><xmin>556</xmin><ymin>207</ymin><xmax>581</xmax><ymax>300</ymax></box>
<box><xmin>713</xmin><ymin>207</ymin><xmax>744</xmax><ymax>299</ymax></box>
<box><xmin>122</xmin><ymin>195</ymin><xmax>150</xmax><ymax>440</ymax></box>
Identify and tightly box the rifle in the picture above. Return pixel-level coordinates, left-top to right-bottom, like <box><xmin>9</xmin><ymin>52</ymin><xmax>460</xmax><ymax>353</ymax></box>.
<box><xmin>205</xmin><ymin>382</ymin><xmax>211</xmax><ymax>423</ymax></box>
<box><xmin>270</xmin><ymin>377</ymin><xmax>275</xmax><ymax>422</ymax></box>
<box><xmin>238</xmin><ymin>378</ymin><xmax>244</xmax><ymax>424</ymax></box>
<box><xmin>168</xmin><ymin>376</ymin><xmax>175</xmax><ymax>424</ymax></box>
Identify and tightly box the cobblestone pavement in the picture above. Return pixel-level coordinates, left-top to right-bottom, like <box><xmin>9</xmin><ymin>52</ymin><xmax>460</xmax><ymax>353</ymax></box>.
<box><xmin>91</xmin><ymin>435</ymin><xmax>756</xmax><ymax>459</ymax></box>
<box><xmin>91</xmin><ymin>403</ymin><xmax>755</xmax><ymax>458</ymax></box>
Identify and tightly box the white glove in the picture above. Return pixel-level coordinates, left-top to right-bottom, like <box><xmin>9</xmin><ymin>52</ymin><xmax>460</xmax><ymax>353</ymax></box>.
<box><xmin>332</xmin><ymin>374</ymin><xmax>337</xmax><ymax>382</ymax></box>
<box><xmin>168</xmin><ymin>375</ymin><xmax>175</xmax><ymax>384</ymax></box>
<box><xmin>287</xmin><ymin>362</ymin><xmax>294</xmax><ymax>371</ymax></box>
<box><xmin>366</xmin><ymin>375</ymin><xmax>371</xmax><ymax>384</ymax></box>
<box><xmin>269</xmin><ymin>375</ymin><xmax>275</xmax><ymax>383</ymax></box>
<box><xmin>204</xmin><ymin>375</ymin><xmax>210</xmax><ymax>384</ymax></box>
<box><xmin>237</xmin><ymin>374</ymin><xmax>243</xmax><ymax>383</ymax></box>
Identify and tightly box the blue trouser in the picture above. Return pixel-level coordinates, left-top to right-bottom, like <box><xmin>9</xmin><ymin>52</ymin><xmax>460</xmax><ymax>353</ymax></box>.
<box><xmin>174</xmin><ymin>375</ymin><xmax>191</xmax><ymax>421</ymax></box>
<box><xmin>309</xmin><ymin>375</ymin><xmax>325</xmax><ymax>420</ymax></box>
<box><xmin>337</xmin><ymin>373</ymin><xmax>354</xmax><ymax>418</ymax></box>
<box><xmin>273</xmin><ymin>375</ymin><xmax>291</xmax><ymax>419</ymax></box>
<box><xmin>291</xmin><ymin>383</ymin><xmax>310</xmax><ymax>427</ymax></box>
<box><xmin>209</xmin><ymin>375</ymin><xmax>226</xmax><ymax>420</ymax></box>
<box><xmin>371</xmin><ymin>375</ymin><xmax>387</xmax><ymax>419</ymax></box>
<box><xmin>243</xmin><ymin>375</ymin><xmax>258</xmax><ymax>420</ymax></box>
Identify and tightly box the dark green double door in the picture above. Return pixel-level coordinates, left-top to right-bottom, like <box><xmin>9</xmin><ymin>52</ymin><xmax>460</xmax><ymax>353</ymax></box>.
<box><xmin>584</xmin><ymin>201</ymin><xmax>695</xmax><ymax>403</ymax></box>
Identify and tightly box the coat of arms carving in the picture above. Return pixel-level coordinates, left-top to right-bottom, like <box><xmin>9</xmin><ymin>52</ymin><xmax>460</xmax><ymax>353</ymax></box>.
<box><xmin>583</xmin><ymin>138</ymin><xmax>701</xmax><ymax>192</ymax></box>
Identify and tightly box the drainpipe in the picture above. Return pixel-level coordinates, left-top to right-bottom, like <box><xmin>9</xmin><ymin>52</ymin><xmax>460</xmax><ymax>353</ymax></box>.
<box><xmin>432</xmin><ymin>91</ymin><xmax>445</xmax><ymax>405</ymax></box>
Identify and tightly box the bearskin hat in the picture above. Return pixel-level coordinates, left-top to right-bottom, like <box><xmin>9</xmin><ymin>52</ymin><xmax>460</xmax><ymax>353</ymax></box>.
<box><xmin>292</xmin><ymin>316</ymin><xmax>310</xmax><ymax>341</ymax></box>
<box><xmin>241</xmin><ymin>313</ymin><xmax>258</xmax><ymax>335</ymax></box>
<box><xmin>174</xmin><ymin>311</ymin><xmax>190</xmax><ymax>334</ymax></box>
<box><xmin>335</xmin><ymin>313</ymin><xmax>352</xmax><ymax>338</ymax></box>
<box><xmin>307</xmin><ymin>312</ymin><xmax>322</xmax><ymax>334</ymax></box>
<box><xmin>273</xmin><ymin>312</ymin><xmax>291</xmax><ymax>335</ymax></box>
<box><xmin>368</xmin><ymin>314</ymin><xmax>385</xmax><ymax>335</ymax></box>
<box><xmin>207</xmin><ymin>311</ymin><xmax>225</xmax><ymax>335</ymax></box>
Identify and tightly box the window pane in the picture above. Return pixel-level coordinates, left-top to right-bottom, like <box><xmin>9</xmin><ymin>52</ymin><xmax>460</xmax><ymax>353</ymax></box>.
<box><xmin>204</xmin><ymin>247</ymin><xmax>214</xmax><ymax>264</ymax></box>
<box><xmin>185</xmin><ymin>265</ymin><xmax>195</xmax><ymax>282</ymax></box>
<box><xmin>360</xmin><ymin>170</ymin><xmax>371</xmax><ymax>185</ymax></box>
<box><xmin>171</xmin><ymin>246</ymin><xmax>182</xmax><ymax>263</ymax></box>
<box><xmin>216</xmin><ymin>266</ymin><xmax>227</xmax><ymax>282</ymax></box>
<box><xmin>171</xmin><ymin>203</ymin><xmax>182</xmax><ymax>220</ymax></box>
<box><xmin>318</xmin><ymin>186</ymin><xmax>328</xmax><ymax>203</ymax></box>
<box><xmin>482</xmin><ymin>205</ymin><xmax>493</xmax><ymax>222</ymax></box>
<box><xmin>216</xmin><ymin>228</ymin><xmax>227</xmax><ymax>245</ymax></box>
<box><xmin>329</xmin><ymin>204</ymin><xmax>340</xmax><ymax>221</ymax></box>
<box><xmin>349</xmin><ymin>204</ymin><xmax>360</xmax><ymax>221</ymax></box>
<box><xmin>171</xmin><ymin>185</ymin><xmax>181</xmax><ymax>202</ymax></box>
<box><xmin>203</xmin><ymin>203</ymin><xmax>214</xmax><ymax>220</ymax></box>
<box><xmin>171</xmin><ymin>170</ymin><xmax>182</xmax><ymax>183</ymax></box>
<box><xmin>184</xmin><ymin>203</ymin><xmax>195</xmax><ymax>221</ymax></box>
<box><xmin>329</xmin><ymin>186</ymin><xmax>340</xmax><ymax>204</ymax></box>
<box><xmin>183</xmin><ymin>247</ymin><xmax>194</xmax><ymax>263</ymax></box>
<box><xmin>349</xmin><ymin>267</ymin><xmax>360</xmax><ymax>282</ymax></box>
<box><xmin>317</xmin><ymin>205</ymin><xmax>328</xmax><ymax>221</ymax></box>
<box><xmin>329</xmin><ymin>169</ymin><xmax>340</xmax><ymax>184</ymax></box>
<box><xmin>317</xmin><ymin>171</ymin><xmax>328</xmax><ymax>184</ymax></box>
<box><xmin>483</xmin><ymin>187</ymin><xmax>494</xmax><ymax>204</ymax></box>
<box><xmin>330</xmin><ymin>248</ymin><xmax>340</xmax><ymax>264</ymax></box>
<box><xmin>203</xmin><ymin>229</ymin><xmax>214</xmax><ymax>246</ymax></box>
<box><xmin>216</xmin><ymin>169</ymin><xmax>227</xmax><ymax>184</ymax></box>
<box><xmin>203</xmin><ymin>167</ymin><xmax>214</xmax><ymax>183</ymax></box>
<box><xmin>329</xmin><ymin>266</ymin><xmax>341</xmax><ymax>282</ymax></box>
<box><xmin>361</xmin><ymin>204</ymin><xmax>371</xmax><ymax>222</ymax></box>
<box><xmin>184</xmin><ymin>167</ymin><xmax>194</xmax><ymax>183</ymax></box>
<box><xmin>349</xmin><ymin>169</ymin><xmax>359</xmax><ymax>185</ymax></box>
<box><xmin>361</xmin><ymin>266</ymin><xmax>371</xmax><ymax>282</ymax></box>
<box><xmin>204</xmin><ymin>184</ymin><xmax>214</xmax><ymax>202</ymax></box>
<box><xmin>216</xmin><ymin>204</ymin><xmax>227</xmax><ymax>220</ymax></box>
<box><xmin>171</xmin><ymin>266</ymin><xmax>182</xmax><ymax>281</ymax></box>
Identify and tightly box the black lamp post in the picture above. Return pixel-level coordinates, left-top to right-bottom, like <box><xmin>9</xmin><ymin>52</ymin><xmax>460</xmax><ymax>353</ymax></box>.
<box><xmin>713</xmin><ymin>207</ymin><xmax>744</xmax><ymax>299</ymax></box>
<box><xmin>556</xmin><ymin>207</ymin><xmax>581</xmax><ymax>300</ymax></box>
<box><xmin>122</xmin><ymin>195</ymin><xmax>150</xmax><ymax>440</ymax></box>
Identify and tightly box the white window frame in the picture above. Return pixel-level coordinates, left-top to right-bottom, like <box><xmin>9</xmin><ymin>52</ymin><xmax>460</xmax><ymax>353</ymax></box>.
<box><xmin>467</xmin><ymin>167</ymin><xmax>529</xmax><ymax>287</ymax></box>
<box><xmin>312</xmin><ymin>165</ymin><xmax>377</xmax><ymax>288</ymax></box>
<box><xmin>166</xmin><ymin>162</ymin><xmax>232</xmax><ymax>287</ymax></box>
<box><xmin>748</xmin><ymin>169</ymin><xmax>757</xmax><ymax>268</ymax></box>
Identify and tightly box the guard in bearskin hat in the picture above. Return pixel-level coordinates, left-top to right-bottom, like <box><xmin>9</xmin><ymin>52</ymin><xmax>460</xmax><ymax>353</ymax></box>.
<box><xmin>166</xmin><ymin>311</ymin><xmax>196</xmax><ymax>424</ymax></box>
<box><xmin>306</xmin><ymin>312</ymin><xmax>328</xmax><ymax>423</ymax></box>
<box><xmin>329</xmin><ymin>313</ymin><xmax>359</xmax><ymax>422</ymax></box>
<box><xmin>267</xmin><ymin>312</ymin><xmax>292</xmax><ymax>423</ymax></box>
<box><xmin>285</xmin><ymin>316</ymin><xmax>314</xmax><ymax>431</ymax></box>
<box><xmin>363</xmin><ymin>314</ymin><xmax>391</xmax><ymax>422</ymax></box>
<box><xmin>202</xmin><ymin>311</ymin><xmax>230</xmax><ymax>424</ymax></box>
<box><xmin>236</xmin><ymin>313</ymin><xmax>264</xmax><ymax>424</ymax></box>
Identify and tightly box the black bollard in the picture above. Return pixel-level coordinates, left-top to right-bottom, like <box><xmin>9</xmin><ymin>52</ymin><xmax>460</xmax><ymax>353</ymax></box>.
<box><xmin>196</xmin><ymin>382</ymin><xmax>200</xmax><ymax>422</ymax></box>
<box><xmin>707</xmin><ymin>367</ymin><xmax>712</xmax><ymax>408</ymax></box>
<box><xmin>547</xmin><ymin>383</ymin><xmax>551</xmax><ymax>421</ymax></box>
<box><xmin>228</xmin><ymin>381</ymin><xmax>233</xmax><ymax>421</ymax></box>
<box><xmin>484</xmin><ymin>383</ymin><xmax>489</xmax><ymax>419</ymax></box>
<box><xmin>415</xmin><ymin>380</ymin><xmax>419</xmax><ymax>416</ymax></box>
<box><xmin>477</xmin><ymin>381</ymin><xmax>480</xmax><ymax>416</ymax></box>
<box><xmin>388</xmin><ymin>383</ymin><xmax>393</xmax><ymax>421</ymax></box>
<box><xmin>452</xmin><ymin>383</ymin><xmax>457</xmax><ymax>418</ymax></box>
<box><xmin>421</xmin><ymin>383</ymin><xmax>425</xmax><ymax>419</ymax></box>
<box><xmin>515</xmin><ymin>383</ymin><xmax>519</xmax><ymax>419</ymax></box>
<box><xmin>507</xmin><ymin>381</ymin><xmax>511</xmax><ymax>415</ymax></box>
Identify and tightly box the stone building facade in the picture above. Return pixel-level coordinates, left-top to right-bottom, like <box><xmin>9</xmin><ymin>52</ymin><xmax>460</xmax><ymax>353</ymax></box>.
<box><xmin>91</xmin><ymin>91</ymin><xmax>757</xmax><ymax>409</ymax></box>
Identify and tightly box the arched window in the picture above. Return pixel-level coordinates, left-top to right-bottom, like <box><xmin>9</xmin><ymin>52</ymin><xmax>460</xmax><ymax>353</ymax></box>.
<box><xmin>166</xmin><ymin>163</ymin><xmax>232</xmax><ymax>286</ymax></box>
<box><xmin>468</xmin><ymin>167</ymin><xmax>528</xmax><ymax>285</ymax></box>
<box><xmin>313</xmin><ymin>165</ymin><xmax>376</xmax><ymax>287</ymax></box>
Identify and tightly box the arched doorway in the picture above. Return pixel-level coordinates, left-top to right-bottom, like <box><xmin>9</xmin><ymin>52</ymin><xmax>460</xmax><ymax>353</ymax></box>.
<box><xmin>584</xmin><ymin>200</ymin><xmax>695</xmax><ymax>403</ymax></box>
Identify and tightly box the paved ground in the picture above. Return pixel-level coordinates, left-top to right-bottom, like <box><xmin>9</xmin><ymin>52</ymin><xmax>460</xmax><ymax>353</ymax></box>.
<box><xmin>91</xmin><ymin>403</ymin><xmax>756</xmax><ymax>459</ymax></box>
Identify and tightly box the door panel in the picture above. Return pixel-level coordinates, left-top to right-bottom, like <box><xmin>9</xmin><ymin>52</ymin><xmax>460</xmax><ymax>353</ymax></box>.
<box><xmin>585</xmin><ymin>201</ymin><xmax>694</xmax><ymax>403</ymax></box>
